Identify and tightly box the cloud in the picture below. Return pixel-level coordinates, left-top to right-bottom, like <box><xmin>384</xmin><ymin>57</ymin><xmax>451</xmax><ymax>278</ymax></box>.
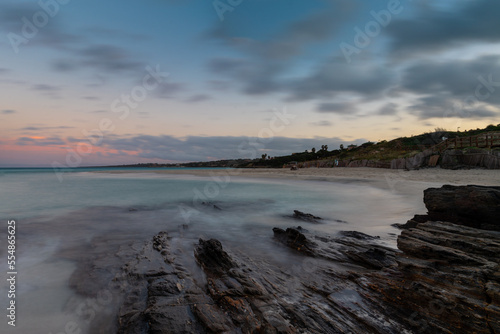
<box><xmin>408</xmin><ymin>95</ymin><xmax>499</xmax><ymax>120</ymax></box>
<box><xmin>185</xmin><ymin>94</ymin><xmax>211</xmax><ymax>103</ymax></box>
<box><xmin>287</xmin><ymin>60</ymin><xmax>394</xmax><ymax>101</ymax></box>
<box><xmin>97</xmin><ymin>134</ymin><xmax>367</xmax><ymax>162</ymax></box>
<box><xmin>316</xmin><ymin>102</ymin><xmax>357</xmax><ymax>114</ymax></box>
<box><xmin>0</xmin><ymin>2</ymin><xmax>81</xmax><ymax>51</ymax></box>
<box><xmin>401</xmin><ymin>55</ymin><xmax>500</xmax><ymax>97</ymax></box>
<box><xmin>52</xmin><ymin>44</ymin><xmax>145</xmax><ymax>75</ymax></box>
<box><xmin>20</xmin><ymin>126</ymin><xmax>74</xmax><ymax>131</ymax></box>
<box><xmin>309</xmin><ymin>120</ymin><xmax>333</xmax><ymax>127</ymax></box>
<box><xmin>377</xmin><ymin>103</ymin><xmax>398</xmax><ymax>115</ymax></box>
<box><xmin>205</xmin><ymin>2</ymin><xmax>362</xmax><ymax>98</ymax></box>
<box><xmin>79</xmin><ymin>44</ymin><xmax>144</xmax><ymax>73</ymax></box>
<box><xmin>2</xmin><ymin>109</ymin><xmax>16</xmax><ymax>114</ymax></box>
<box><xmin>401</xmin><ymin>55</ymin><xmax>500</xmax><ymax>119</ymax></box>
<box><xmin>153</xmin><ymin>82</ymin><xmax>185</xmax><ymax>99</ymax></box>
<box><xmin>16</xmin><ymin>136</ymin><xmax>66</xmax><ymax>146</ymax></box>
<box><xmin>31</xmin><ymin>84</ymin><xmax>59</xmax><ymax>91</ymax></box>
<box><xmin>30</xmin><ymin>83</ymin><xmax>61</xmax><ymax>99</ymax></box>
<box><xmin>387</xmin><ymin>0</ymin><xmax>500</xmax><ymax>55</ymax></box>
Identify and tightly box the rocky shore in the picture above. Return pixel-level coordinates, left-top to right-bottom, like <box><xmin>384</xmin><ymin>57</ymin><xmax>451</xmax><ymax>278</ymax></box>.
<box><xmin>70</xmin><ymin>185</ymin><xmax>500</xmax><ymax>333</ymax></box>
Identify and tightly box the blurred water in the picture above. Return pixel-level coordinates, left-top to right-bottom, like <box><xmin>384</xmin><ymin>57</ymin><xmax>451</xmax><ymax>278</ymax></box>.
<box><xmin>0</xmin><ymin>169</ymin><xmax>420</xmax><ymax>333</ymax></box>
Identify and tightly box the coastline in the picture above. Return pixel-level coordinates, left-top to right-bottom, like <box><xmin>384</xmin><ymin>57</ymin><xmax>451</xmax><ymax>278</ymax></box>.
<box><xmin>94</xmin><ymin>167</ymin><xmax>500</xmax><ymax>202</ymax></box>
<box><xmin>94</xmin><ymin>167</ymin><xmax>500</xmax><ymax>185</ymax></box>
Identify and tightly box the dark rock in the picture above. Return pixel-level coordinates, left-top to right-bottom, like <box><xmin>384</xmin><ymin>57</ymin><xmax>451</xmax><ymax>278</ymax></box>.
<box><xmin>201</xmin><ymin>201</ymin><xmax>222</xmax><ymax>210</ymax></box>
<box><xmin>72</xmin><ymin>185</ymin><xmax>500</xmax><ymax>334</ymax></box>
<box><xmin>424</xmin><ymin>185</ymin><xmax>500</xmax><ymax>231</ymax></box>
<box><xmin>272</xmin><ymin>227</ymin><xmax>316</xmax><ymax>256</ymax></box>
<box><xmin>367</xmin><ymin>221</ymin><xmax>500</xmax><ymax>334</ymax></box>
<box><xmin>392</xmin><ymin>214</ymin><xmax>429</xmax><ymax>229</ymax></box>
<box><xmin>194</xmin><ymin>239</ymin><xmax>237</xmax><ymax>276</ymax></box>
<box><xmin>339</xmin><ymin>230</ymin><xmax>380</xmax><ymax>240</ymax></box>
<box><xmin>292</xmin><ymin>210</ymin><xmax>322</xmax><ymax>223</ymax></box>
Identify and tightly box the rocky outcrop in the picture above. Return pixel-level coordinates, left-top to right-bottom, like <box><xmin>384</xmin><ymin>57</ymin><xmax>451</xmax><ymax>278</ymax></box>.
<box><xmin>68</xmin><ymin>185</ymin><xmax>500</xmax><ymax>333</ymax></box>
<box><xmin>366</xmin><ymin>221</ymin><xmax>500</xmax><ymax>334</ymax></box>
<box><xmin>291</xmin><ymin>210</ymin><xmax>322</xmax><ymax>223</ymax></box>
<box><xmin>401</xmin><ymin>185</ymin><xmax>500</xmax><ymax>231</ymax></box>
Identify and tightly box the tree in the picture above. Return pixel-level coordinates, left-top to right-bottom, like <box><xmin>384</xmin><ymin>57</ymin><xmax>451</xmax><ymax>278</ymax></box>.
<box><xmin>311</xmin><ymin>147</ymin><xmax>316</xmax><ymax>153</ymax></box>
<box><xmin>340</xmin><ymin>144</ymin><xmax>344</xmax><ymax>150</ymax></box>
<box><xmin>261</xmin><ymin>153</ymin><xmax>267</xmax><ymax>160</ymax></box>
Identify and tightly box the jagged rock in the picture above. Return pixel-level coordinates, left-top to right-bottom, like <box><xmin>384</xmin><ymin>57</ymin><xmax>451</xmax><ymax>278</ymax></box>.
<box><xmin>68</xmin><ymin>185</ymin><xmax>500</xmax><ymax>334</ymax></box>
<box><xmin>194</xmin><ymin>239</ymin><xmax>237</xmax><ymax>276</ymax></box>
<box><xmin>424</xmin><ymin>185</ymin><xmax>500</xmax><ymax>231</ymax></box>
<box><xmin>366</xmin><ymin>221</ymin><xmax>500</xmax><ymax>334</ymax></box>
<box><xmin>272</xmin><ymin>227</ymin><xmax>316</xmax><ymax>256</ymax></box>
<box><xmin>392</xmin><ymin>214</ymin><xmax>430</xmax><ymax>229</ymax></box>
<box><xmin>339</xmin><ymin>230</ymin><xmax>380</xmax><ymax>240</ymax></box>
<box><xmin>292</xmin><ymin>210</ymin><xmax>322</xmax><ymax>223</ymax></box>
<box><xmin>201</xmin><ymin>201</ymin><xmax>222</xmax><ymax>210</ymax></box>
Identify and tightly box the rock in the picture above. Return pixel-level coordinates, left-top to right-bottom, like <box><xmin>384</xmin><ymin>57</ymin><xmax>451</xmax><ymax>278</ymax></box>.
<box><xmin>201</xmin><ymin>201</ymin><xmax>222</xmax><ymax>210</ymax></box>
<box><xmin>405</xmin><ymin>149</ymin><xmax>433</xmax><ymax>170</ymax></box>
<box><xmin>391</xmin><ymin>158</ymin><xmax>406</xmax><ymax>169</ymax></box>
<box><xmin>272</xmin><ymin>227</ymin><xmax>316</xmax><ymax>256</ymax></box>
<box><xmin>273</xmin><ymin>227</ymin><xmax>397</xmax><ymax>270</ymax></box>
<box><xmin>69</xmin><ymin>185</ymin><xmax>500</xmax><ymax>334</ymax></box>
<box><xmin>339</xmin><ymin>230</ymin><xmax>380</xmax><ymax>240</ymax></box>
<box><xmin>366</xmin><ymin>221</ymin><xmax>500</xmax><ymax>334</ymax></box>
<box><xmin>194</xmin><ymin>239</ymin><xmax>237</xmax><ymax>276</ymax></box>
<box><xmin>292</xmin><ymin>210</ymin><xmax>322</xmax><ymax>223</ymax></box>
<box><xmin>424</xmin><ymin>185</ymin><xmax>500</xmax><ymax>231</ymax></box>
<box><xmin>392</xmin><ymin>214</ymin><xmax>429</xmax><ymax>229</ymax></box>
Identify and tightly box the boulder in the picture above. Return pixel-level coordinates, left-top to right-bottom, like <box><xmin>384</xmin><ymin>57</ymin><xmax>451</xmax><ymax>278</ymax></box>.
<box><xmin>424</xmin><ymin>185</ymin><xmax>500</xmax><ymax>231</ymax></box>
<box><xmin>292</xmin><ymin>210</ymin><xmax>322</xmax><ymax>223</ymax></box>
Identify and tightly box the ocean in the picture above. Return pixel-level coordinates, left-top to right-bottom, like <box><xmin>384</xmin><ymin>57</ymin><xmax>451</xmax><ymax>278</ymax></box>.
<box><xmin>0</xmin><ymin>168</ymin><xmax>421</xmax><ymax>333</ymax></box>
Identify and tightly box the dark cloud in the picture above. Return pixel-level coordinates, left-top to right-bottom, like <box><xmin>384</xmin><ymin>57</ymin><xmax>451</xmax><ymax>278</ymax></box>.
<box><xmin>287</xmin><ymin>60</ymin><xmax>394</xmax><ymax>101</ymax></box>
<box><xmin>21</xmin><ymin>126</ymin><xmax>74</xmax><ymax>131</ymax></box>
<box><xmin>185</xmin><ymin>94</ymin><xmax>211</xmax><ymax>103</ymax></box>
<box><xmin>206</xmin><ymin>2</ymin><xmax>361</xmax><ymax>98</ymax></box>
<box><xmin>408</xmin><ymin>95</ymin><xmax>498</xmax><ymax>120</ymax></box>
<box><xmin>0</xmin><ymin>2</ymin><xmax>81</xmax><ymax>51</ymax></box>
<box><xmin>154</xmin><ymin>82</ymin><xmax>185</xmax><ymax>99</ymax></box>
<box><xmin>16</xmin><ymin>136</ymin><xmax>65</xmax><ymax>146</ymax></box>
<box><xmin>316</xmin><ymin>102</ymin><xmax>357</xmax><ymax>114</ymax></box>
<box><xmin>206</xmin><ymin>80</ymin><xmax>231</xmax><ymax>91</ymax></box>
<box><xmin>310</xmin><ymin>120</ymin><xmax>333</xmax><ymax>127</ymax></box>
<box><xmin>79</xmin><ymin>45</ymin><xmax>144</xmax><ymax>73</ymax></box>
<box><xmin>31</xmin><ymin>84</ymin><xmax>59</xmax><ymax>91</ymax></box>
<box><xmin>98</xmin><ymin>134</ymin><xmax>366</xmax><ymax>162</ymax></box>
<box><xmin>401</xmin><ymin>56</ymin><xmax>500</xmax><ymax>99</ymax></box>
<box><xmin>2</xmin><ymin>109</ymin><xmax>16</xmax><ymax>114</ymax></box>
<box><xmin>377</xmin><ymin>103</ymin><xmax>398</xmax><ymax>115</ymax></box>
<box><xmin>401</xmin><ymin>55</ymin><xmax>500</xmax><ymax>119</ymax></box>
<box><xmin>387</xmin><ymin>0</ymin><xmax>500</xmax><ymax>55</ymax></box>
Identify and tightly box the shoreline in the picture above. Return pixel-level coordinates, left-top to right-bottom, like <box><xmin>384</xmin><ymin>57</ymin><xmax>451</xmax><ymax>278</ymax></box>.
<box><xmin>94</xmin><ymin>167</ymin><xmax>500</xmax><ymax>201</ymax></box>
<box><xmin>93</xmin><ymin>166</ymin><xmax>500</xmax><ymax>185</ymax></box>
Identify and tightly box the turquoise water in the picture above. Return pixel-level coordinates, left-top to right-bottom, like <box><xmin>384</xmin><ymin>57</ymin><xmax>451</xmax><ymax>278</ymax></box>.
<box><xmin>0</xmin><ymin>168</ymin><xmax>418</xmax><ymax>333</ymax></box>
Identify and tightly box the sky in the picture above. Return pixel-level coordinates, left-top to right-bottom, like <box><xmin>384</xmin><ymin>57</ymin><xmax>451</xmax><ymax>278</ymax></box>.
<box><xmin>0</xmin><ymin>0</ymin><xmax>499</xmax><ymax>167</ymax></box>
